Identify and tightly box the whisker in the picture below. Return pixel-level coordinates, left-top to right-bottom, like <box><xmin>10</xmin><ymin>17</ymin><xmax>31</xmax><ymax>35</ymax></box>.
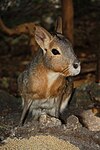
<box><xmin>62</xmin><ymin>67</ymin><xmax>69</xmax><ymax>74</ymax></box>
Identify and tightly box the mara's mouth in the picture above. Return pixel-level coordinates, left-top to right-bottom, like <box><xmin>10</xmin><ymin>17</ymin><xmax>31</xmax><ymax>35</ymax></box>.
<box><xmin>68</xmin><ymin>64</ymin><xmax>81</xmax><ymax>76</ymax></box>
<box><xmin>61</xmin><ymin>64</ymin><xmax>81</xmax><ymax>77</ymax></box>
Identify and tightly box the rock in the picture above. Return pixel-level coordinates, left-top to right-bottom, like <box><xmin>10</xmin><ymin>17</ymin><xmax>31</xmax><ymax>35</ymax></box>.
<box><xmin>39</xmin><ymin>113</ymin><xmax>61</xmax><ymax>127</ymax></box>
<box><xmin>66</xmin><ymin>115</ymin><xmax>82</xmax><ymax>130</ymax></box>
<box><xmin>81</xmin><ymin>109</ymin><xmax>100</xmax><ymax>131</ymax></box>
<box><xmin>0</xmin><ymin>90</ymin><xmax>22</xmax><ymax>113</ymax></box>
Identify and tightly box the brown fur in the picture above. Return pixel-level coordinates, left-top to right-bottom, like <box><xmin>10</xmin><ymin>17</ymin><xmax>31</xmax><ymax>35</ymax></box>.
<box><xmin>18</xmin><ymin>17</ymin><xmax>80</xmax><ymax>125</ymax></box>
<box><xmin>49</xmin><ymin>76</ymin><xmax>65</xmax><ymax>97</ymax></box>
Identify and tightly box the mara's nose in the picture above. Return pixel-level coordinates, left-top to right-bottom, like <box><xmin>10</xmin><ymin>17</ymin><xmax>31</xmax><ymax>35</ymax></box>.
<box><xmin>73</xmin><ymin>61</ymin><xmax>80</xmax><ymax>69</ymax></box>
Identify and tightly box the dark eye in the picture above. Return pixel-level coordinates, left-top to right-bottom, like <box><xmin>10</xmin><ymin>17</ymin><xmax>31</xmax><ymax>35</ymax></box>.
<box><xmin>51</xmin><ymin>49</ymin><xmax>60</xmax><ymax>55</ymax></box>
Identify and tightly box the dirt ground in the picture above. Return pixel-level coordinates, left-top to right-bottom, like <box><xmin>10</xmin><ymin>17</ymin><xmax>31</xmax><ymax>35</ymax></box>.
<box><xmin>0</xmin><ymin>83</ymin><xmax>100</xmax><ymax>150</ymax></box>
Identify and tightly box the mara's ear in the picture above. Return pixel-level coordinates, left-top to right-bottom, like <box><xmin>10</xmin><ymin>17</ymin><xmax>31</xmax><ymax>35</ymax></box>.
<box><xmin>55</xmin><ymin>16</ymin><xmax>62</xmax><ymax>34</ymax></box>
<box><xmin>35</xmin><ymin>26</ymin><xmax>52</xmax><ymax>53</ymax></box>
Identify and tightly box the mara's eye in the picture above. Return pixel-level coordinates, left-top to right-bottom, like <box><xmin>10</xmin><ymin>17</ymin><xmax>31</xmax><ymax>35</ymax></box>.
<box><xmin>51</xmin><ymin>49</ymin><xmax>60</xmax><ymax>55</ymax></box>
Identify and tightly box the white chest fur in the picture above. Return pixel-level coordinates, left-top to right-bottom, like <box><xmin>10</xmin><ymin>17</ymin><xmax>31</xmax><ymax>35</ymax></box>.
<box><xmin>47</xmin><ymin>71</ymin><xmax>60</xmax><ymax>89</ymax></box>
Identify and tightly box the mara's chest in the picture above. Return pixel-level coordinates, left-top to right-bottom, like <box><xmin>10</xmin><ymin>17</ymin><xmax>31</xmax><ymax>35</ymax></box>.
<box><xmin>47</xmin><ymin>72</ymin><xmax>65</xmax><ymax>97</ymax></box>
<box><xmin>29</xmin><ymin>71</ymin><xmax>65</xmax><ymax>99</ymax></box>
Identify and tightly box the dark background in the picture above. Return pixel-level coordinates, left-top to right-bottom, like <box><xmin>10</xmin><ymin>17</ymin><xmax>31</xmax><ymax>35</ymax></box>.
<box><xmin>0</xmin><ymin>0</ymin><xmax>100</xmax><ymax>95</ymax></box>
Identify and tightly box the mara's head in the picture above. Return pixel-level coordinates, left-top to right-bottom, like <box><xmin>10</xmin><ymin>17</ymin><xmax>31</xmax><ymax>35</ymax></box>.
<box><xmin>35</xmin><ymin>17</ymin><xmax>81</xmax><ymax>77</ymax></box>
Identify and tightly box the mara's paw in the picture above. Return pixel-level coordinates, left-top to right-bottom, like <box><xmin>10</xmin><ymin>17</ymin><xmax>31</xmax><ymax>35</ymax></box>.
<box><xmin>39</xmin><ymin>113</ymin><xmax>61</xmax><ymax>127</ymax></box>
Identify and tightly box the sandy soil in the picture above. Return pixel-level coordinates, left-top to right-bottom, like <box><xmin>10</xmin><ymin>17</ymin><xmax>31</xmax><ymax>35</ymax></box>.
<box><xmin>0</xmin><ymin>135</ymin><xmax>79</xmax><ymax>150</ymax></box>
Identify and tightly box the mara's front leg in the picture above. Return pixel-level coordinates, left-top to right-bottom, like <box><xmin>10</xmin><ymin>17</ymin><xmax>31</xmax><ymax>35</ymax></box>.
<box><xmin>59</xmin><ymin>77</ymin><xmax>73</xmax><ymax>121</ymax></box>
<box><xmin>19</xmin><ymin>98</ymin><xmax>33</xmax><ymax>126</ymax></box>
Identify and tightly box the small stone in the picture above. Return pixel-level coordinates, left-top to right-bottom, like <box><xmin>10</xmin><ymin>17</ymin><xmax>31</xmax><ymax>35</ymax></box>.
<box><xmin>66</xmin><ymin>115</ymin><xmax>82</xmax><ymax>130</ymax></box>
<box><xmin>39</xmin><ymin>113</ymin><xmax>47</xmax><ymax>124</ymax></box>
<box><xmin>10</xmin><ymin>129</ymin><xmax>16</xmax><ymax>137</ymax></box>
<box><xmin>0</xmin><ymin>136</ymin><xmax>4</xmax><ymax>142</ymax></box>
<box><xmin>50</xmin><ymin>117</ymin><xmax>62</xmax><ymax>126</ymax></box>
<box><xmin>39</xmin><ymin>114</ymin><xmax>61</xmax><ymax>127</ymax></box>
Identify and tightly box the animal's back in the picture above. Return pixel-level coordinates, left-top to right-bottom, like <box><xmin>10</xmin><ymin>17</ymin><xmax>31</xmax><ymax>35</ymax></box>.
<box><xmin>18</xmin><ymin>49</ymin><xmax>43</xmax><ymax>95</ymax></box>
